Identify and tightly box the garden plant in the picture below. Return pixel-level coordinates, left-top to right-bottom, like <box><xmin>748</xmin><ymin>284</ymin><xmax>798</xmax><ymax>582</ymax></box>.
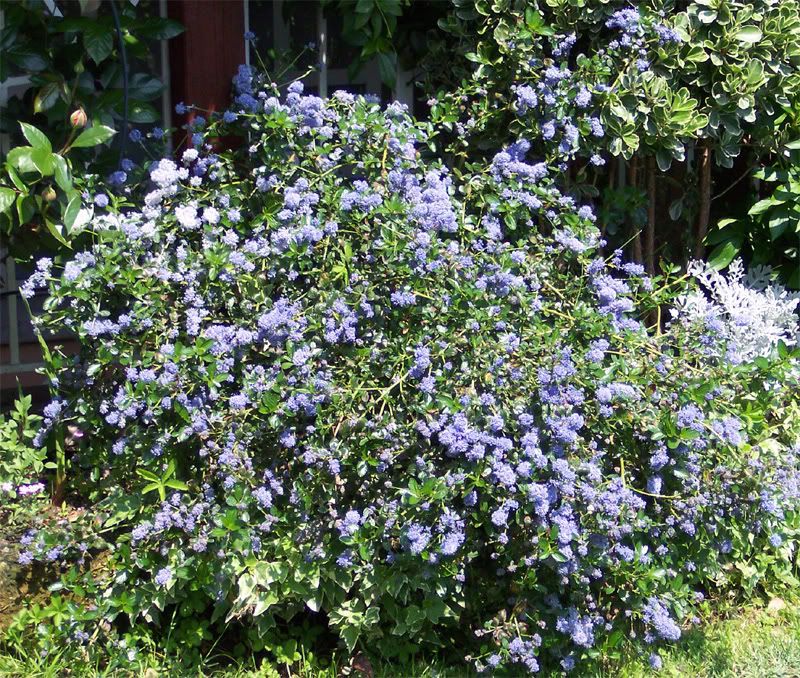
<box><xmin>1</xmin><ymin>1</ymin><xmax>800</xmax><ymax>676</ymax></box>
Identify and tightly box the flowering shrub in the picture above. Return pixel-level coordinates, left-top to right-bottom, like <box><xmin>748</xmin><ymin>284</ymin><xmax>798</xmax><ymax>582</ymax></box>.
<box><xmin>0</xmin><ymin>395</ymin><xmax>46</xmax><ymax>505</ymax></box>
<box><xmin>17</xmin><ymin>73</ymin><xmax>800</xmax><ymax>673</ymax></box>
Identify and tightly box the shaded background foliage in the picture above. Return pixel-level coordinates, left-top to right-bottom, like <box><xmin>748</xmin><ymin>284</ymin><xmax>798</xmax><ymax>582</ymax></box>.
<box><xmin>0</xmin><ymin>0</ymin><xmax>181</xmax><ymax>258</ymax></box>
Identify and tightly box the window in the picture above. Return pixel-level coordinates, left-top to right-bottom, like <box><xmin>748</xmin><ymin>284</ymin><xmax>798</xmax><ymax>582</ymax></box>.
<box><xmin>245</xmin><ymin>0</ymin><xmax>415</xmax><ymax>106</ymax></box>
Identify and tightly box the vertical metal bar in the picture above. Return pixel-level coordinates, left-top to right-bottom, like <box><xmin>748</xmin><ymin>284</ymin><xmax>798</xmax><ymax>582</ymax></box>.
<box><xmin>159</xmin><ymin>0</ymin><xmax>173</xmax><ymax>154</ymax></box>
<box><xmin>317</xmin><ymin>4</ymin><xmax>327</xmax><ymax>98</ymax></box>
<box><xmin>243</xmin><ymin>0</ymin><xmax>251</xmax><ymax>66</ymax></box>
<box><xmin>274</xmin><ymin>0</ymin><xmax>287</xmax><ymax>53</ymax></box>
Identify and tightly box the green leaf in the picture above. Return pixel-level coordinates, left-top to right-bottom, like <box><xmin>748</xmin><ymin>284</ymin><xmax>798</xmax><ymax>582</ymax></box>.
<box><xmin>6</xmin><ymin>45</ymin><xmax>49</xmax><ymax>71</ymax></box>
<box><xmin>748</xmin><ymin>198</ymin><xmax>776</xmax><ymax>216</ymax></box>
<box><xmin>340</xmin><ymin>625</ymin><xmax>360</xmax><ymax>654</ymax></box>
<box><xmin>63</xmin><ymin>195</ymin><xmax>81</xmax><ymax>230</ymax></box>
<box><xmin>697</xmin><ymin>9</ymin><xmax>717</xmax><ymax>23</ymax></box>
<box><xmin>0</xmin><ymin>187</ymin><xmax>16</xmax><ymax>214</ymax></box>
<box><xmin>8</xmin><ymin>147</ymin><xmax>37</xmax><ymax>174</ymax></box>
<box><xmin>5</xmin><ymin>165</ymin><xmax>26</xmax><ymax>191</ymax></box>
<box><xmin>54</xmin><ymin>156</ymin><xmax>72</xmax><ymax>192</ymax></box>
<box><xmin>16</xmin><ymin>195</ymin><xmax>35</xmax><ymax>224</ymax></box>
<box><xmin>84</xmin><ymin>25</ymin><xmax>114</xmax><ymax>64</ymax></box>
<box><xmin>376</xmin><ymin>51</ymin><xmax>397</xmax><ymax>88</ymax></box>
<box><xmin>734</xmin><ymin>26</ymin><xmax>762</xmax><ymax>43</ymax></box>
<box><xmin>30</xmin><ymin>148</ymin><xmax>55</xmax><ymax>176</ymax></box>
<box><xmin>655</xmin><ymin>149</ymin><xmax>673</xmax><ymax>172</ymax></box>
<box><xmin>768</xmin><ymin>207</ymin><xmax>790</xmax><ymax>240</ymax></box>
<box><xmin>72</xmin><ymin>125</ymin><xmax>116</xmax><ymax>148</ymax></box>
<box><xmin>136</xmin><ymin>468</ymin><xmax>160</xmax><ymax>482</ymax></box>
<box><xmin>34</xmin><ymin>82</ymin><xmax>61</xmax><ymax>114</ymax></box>
<box><xmin>141</xmin><ymin>481</ymin><xmax>160</xmax><ymax>496</ymax></box>
<box><xmin>165</xmin><ymin>479</ymin><xmax>189</xmax><ymax>491</ymax></box>
<box><xmin>44</xmin><ymin>218</ymin><xmax>70</xmax><ymax>247</ymax></box>
<box><xmin>126</xmin><ymin>102</ymin><xmax>160</xmax><ymax>124</ymax></box>
<box><xmin>707</xmin><ymin>241</ymin><xmax>740</xmax><ymax>270</ymax></box>
<box><xmin>128</xmin><ymin>73</ymin><xmax>164</xmax><ymax>100</ymax></box>
<box><xmin>746</xmin><ymin>60</ymin><xmax>764</xmax><ymax>86</ymax></box>
<box><xmin>134</xmin><ymin>17</ymin><xmax>185</xmax><ymax>40</ymax></box>
<box><xmin>20</xmin><ymin>123</ymin><xmax>52</xmax><ymax>152</ymax></box>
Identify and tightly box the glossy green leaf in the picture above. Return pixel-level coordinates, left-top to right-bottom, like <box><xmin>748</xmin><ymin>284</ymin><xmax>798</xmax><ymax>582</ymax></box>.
<box><xmin>707</xmin><ymin>241</ymin><xmax>740</xmax><ymax>270</ymax></box>
<box><xmin>33</xmin><ymin>82</ymin><xmax>61</xmax><ymax>114</ymax></box>
<box><xmin>8</xmin><ymin>147</ymin><xmax>37</xmax><ymax>174</ymax></box>
<box><xmin>30</xmin><ymin>148</ymin><xmax>55</xmax><ymax>176</ymax></box>
<box><xmin>84</xmin><ymin>25</ymin><xmax>114</xmax><ymax>64</ymax></box>
<box><xmin>0</xmin><ymin>187</ymin><xmax>16</xmax><ymax>214</ymax></box>
<box><xmin>44</xmin><ymin>217</ymin><xmax>70</xmax><ymax>246</ymax></box>
<box><xmin>134</xmin><ymin>17</ymin><xmax>185</xmax><ymax>40</ymax></box>
<box><xmin>71</xmin><ymin>125</ymin><xmax>116</xmax><ymax>148</ymax></box>
<box><xmin>63</xmin><ymin>195</ymin><xmax>81</xmax><ymax>231</ymax></box>
<box><xmin>5</xmin><ymin>164</ymin><xmax>26</xmax><ymax>191</ymax></box>
<box><xmin>53</xmin><ymin>155</ymin><xmax>72</xmax><ymax>192</ymax></box>
<box><xmin>20</xmin><ymin>122</ymin><xmax>52</xmax><ymax>151</ymax></box>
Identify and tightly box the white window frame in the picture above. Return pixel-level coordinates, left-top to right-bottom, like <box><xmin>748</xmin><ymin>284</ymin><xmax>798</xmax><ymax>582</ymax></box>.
<box><xmin>1</xmin><ymin>7</ymin><xmax>32</xmax><ymax>377</ymax></box>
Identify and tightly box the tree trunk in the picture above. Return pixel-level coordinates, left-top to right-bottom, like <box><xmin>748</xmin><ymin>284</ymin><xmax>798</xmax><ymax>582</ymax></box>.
<box><xmin>694</xmin><ymin>144</ymin><xmax>712</xmax><ymax>259</ymax></box>
<box><xmin>630</xmin><ymin>156</ymin><xmax>643</xmax><ymax>263</ymax></box>
<box><xmin>646</xmin><ymin>156</ymin><xmax>656</xmax><ymax>275</ymax></box>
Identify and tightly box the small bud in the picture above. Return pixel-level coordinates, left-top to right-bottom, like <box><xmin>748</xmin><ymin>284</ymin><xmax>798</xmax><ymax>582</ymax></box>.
<box><xmin>41</xmin><ymin>186</ymin><xmax>57</xmax><ymax>202</ymax></box>
<box><xmin>69</xmin><ymin>108</ymin><xmax>87</xmax><ymax>128</ymax></box>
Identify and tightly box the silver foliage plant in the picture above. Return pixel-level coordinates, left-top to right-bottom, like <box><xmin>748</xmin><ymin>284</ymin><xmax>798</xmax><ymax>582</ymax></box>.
<box><xmin>673</xmin><ymin>259</ymin><xmax>800</xmax><ymax>363</ymax></box>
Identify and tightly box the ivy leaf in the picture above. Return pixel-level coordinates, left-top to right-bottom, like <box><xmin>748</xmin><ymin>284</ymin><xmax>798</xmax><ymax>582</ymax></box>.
<box><xmin>84</xmin><ymin>25</ymin><xmax>114</xmax><ymax>64</ymax></box>
<box><xmin>340</xmin><ymin>625</ymin><xmax>361</xmax><ymax>654</ymax></box>
<box><xmin>20</xmin><ymin>122</ymin><xmax>52</xmax><ymax>152</ymax></box>
<box><xmin>72</xmin><ymin>125</ymin><xmax>116</xmax><ymax>148</ymax></box>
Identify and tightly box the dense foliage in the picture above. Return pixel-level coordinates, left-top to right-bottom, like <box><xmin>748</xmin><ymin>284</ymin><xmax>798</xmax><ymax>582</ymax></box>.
<box><xmin>0</xmin><ymin>0</ymin><xmax>182</xmax><ymax>258</ymax></box>
<box><xmin>11</xmin><ymin>66</ymin><xmax>800</xmax><ymax>673</ymax></box>
<box><xmin>412</xmin><ymin>0</ymin><xmax>800</xmax><ymax>279</ymax></box>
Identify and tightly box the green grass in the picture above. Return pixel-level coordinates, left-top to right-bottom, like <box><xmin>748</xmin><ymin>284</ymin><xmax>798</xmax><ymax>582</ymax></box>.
<box><xmin>2</xmin><ymin>601</ymin><xmax>800</xmax><ymax>677</ymax></box>
<box><xmin>612</xmin><ymin>600</ymin><xmax>800</xmax><ymax>678</ymax></box>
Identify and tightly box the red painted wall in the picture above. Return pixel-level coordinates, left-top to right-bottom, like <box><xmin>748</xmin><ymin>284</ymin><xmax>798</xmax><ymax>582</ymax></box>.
<box><xmin>167</xmin><ymin>1</ymin><xmax>246</xmax><ymax>124</ymax></box>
